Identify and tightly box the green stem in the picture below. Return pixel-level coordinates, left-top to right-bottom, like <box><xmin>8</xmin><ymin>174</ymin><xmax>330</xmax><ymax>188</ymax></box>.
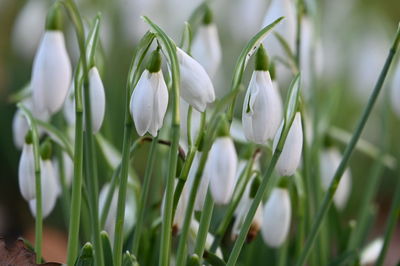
<box><xmin>193</xmin><ymin>191</ymin><xmax>214</xmax><ymax>259</ymax></box>
<box><xmin>132</xmin><ymin>136</ymin><xmax>159</xmax><ymax>255</ymax></box>
<box><xmin>17</xmin><ymin>104</ymin><xmax>42</xmax><ymax>263</ymax></box>
<box><xmin>296</xmin><ymin>24</ymin><xmax>400</xmax><ymax>266</ymax></box>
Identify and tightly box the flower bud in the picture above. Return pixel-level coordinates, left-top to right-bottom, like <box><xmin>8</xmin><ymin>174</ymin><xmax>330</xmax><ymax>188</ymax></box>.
<box><xmin>207</xmin><ymin>136</ymin><xmax>238</xmax><ymax>205</ymax></box>
<box><xmin>273</xmin><ymin>112</ymin><xmax>303</xmax><ymax>176</ymax></box>
<box><xmin>29</xmin><ymin>158</ymin><xmax>59</xmax><ymax>218</ymax></box>
<box><xmin>360</xmin><ymin>238</ymin><xmax>383</xmax><ymax>265</ymax></box>
<box><xmin>177</xmin><ymin>48</ymin><xmax>215</xmax><ymax>112</ymax></box>
<box><xmin>18</xmin><ymin>134</ymin><xmax>35</xmax><ymax>201</ymax></box>
<box><xmin>242</xmin><ymin>47</ymin><xmax>283</xmax><ymax>144</ymax></box>
<box><xmin>261</xmin><ymin>188</ymin><xmax>291</xmax><ymax>247</ymax></box>
<box><xmin>320</xmin><ymin>147</ymin><xmax>352</xmax><ymax>210</ymax></box>
<box><xmin>88</xmin><ymin>67</ymin><xmax>106</xmax><ymax>133</ymax></box>
<box><xmin>191</xmin><ymin>7</ymin><xmax>222</xmax><ymax>78</ymax></box>
<box><xmin>130</xmin><ymin>51</ymin><xmax>168</xmax><ymax>136</ymax></box>
<box><xmin>31</xmin><ymin>26</ymin><xmax>71</xmax><ymax>114</ymax></box>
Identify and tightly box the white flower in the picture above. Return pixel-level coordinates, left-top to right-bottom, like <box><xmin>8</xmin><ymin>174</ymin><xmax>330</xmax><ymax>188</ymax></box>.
<box><xmin>191</xmin><ymin>23</ymin><xmax>222</xmax><ymax>78</ymax></box>
<box><xmin>242</xmin><ymin>71</ymin><xmax>283</xmax><ymax>144</ymax></box>
<box><xmin>261</xmin><ymin>188</ymin><xmax>291</xmax><ymax>247</ymax></box>
<box><xmin>53</xmin><ymin>151</ymin><xmax>73</xmax><ymax>189</ymax></box>
<box><xmin>360</xmin><ymin>238</ymin><xmax>383</xmax><ymax>265</ymax></box>
<box><xmin>88</xmin><ymin>67</ymin><xmax>106</xmax><ymax>133</ymax></box>
<box><xmin>162</xmin><ymin>180</ymin><xmax>188</xmax><ymax>234</ymax></box>
<box><xmin>320</xmin><ymin>148</ymin><xmax>352</xmax><ymax>210</ymax></box>
<box><xmin>29</xmin><ymin>159</ymin><xmax>59</xmax><ymax>218</ymax></box>
<box><xmin>12</xmin><ymin>98</ymin><xmax>49</xmax><ymax>149</ymax></box>
<box><xmin>99</xmin><ymin>182</ymin><xmax>137</xmax><ymax>241</ymax></box>
<box><xmin>188</xmin><ymin>220</ymin><xmax>223</xmax><ymax>259</ymax></box>
<box><xmin>31</xmin><ymin>30</ymin><xmax>72</xmax><ymax>114</ymax></box>
<box><xmin>130</xmin><ymin>69</ymin><xmax>168</xmax><ymax>136</ymax></box>
<box><xmin>232</xmin><ymin>179</ymin><xmax>263</xmax><ymax>241</ymax></box>
<box><xmin>390</xmin><ymin>62</ymin><xmax>400</xmax><ymax>117</ymax></box>
<box><xmin>187</xmin><ymin>152</ymin><xmax>210</xmax><ymax>211</ymax></box>
<box><xmin>63</xmin><ymin>84</ymin><xmax>76</xmax><ymax>126</ymax></box>
<box><xmin>18</xmin><ymin>143</ymin><xmax>35</xmax><ymax>201</ymax></box>
<box><xmin>207</xmin><ymin>137</ymin><xmax>238</xmax><ymax>204</ymax></box>
<box><xmin>12</xmin><ymin>0</ymin><xmax>47</xmax><ymax>58</ymax></box>
<box><xmin>273</xmin><ymin>112</ymin><xmax>303</xmax><ymax>176</ymax></box>
<box><xmin>177</xmin><ymin>47</ymin><xmax>215</xmax><ymax>112</ymax></box>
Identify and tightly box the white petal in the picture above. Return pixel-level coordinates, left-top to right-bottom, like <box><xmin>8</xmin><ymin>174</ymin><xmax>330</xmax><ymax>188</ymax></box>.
<box><xmin>242</xmin><ymin>71</ymin><xmax>283</xmax><ymax>144</ymax></box>
<box><xmin>360</xmin><ymin>238</ymin><xmax>383</xmax><ymax>265</ymax></box>
<box><xmin>320</xmin><ymin>148</ymin><xmax>352</xmax><ymax>210</ymax></box>
<box><xmin>191</xmin><ymin>24</ymin><xmax>222</xmax><ymax>78</ymax></box>
<box><xmin>88</xmin><ymin>67</ymin><xmax>106</xmax><ymax>133</ymax></box>
<box><xmin>274</xmin><ymin>112</ymin><xmax>303</xmax><ymax>176</ymax></box>
<box><xmin>12</xmin><ymin>110</ymin><xmax>29</xmax><ymax>149</ymax></box>
<box><xmin>63</xmin><ymin>84</ymin><xmax>76</xmax><ymax>125</ymax></box>
<box><xmin>29</xmin><ymin>160</ymin><xmax>59</xmax><ymax>218</ymax></box>
<box><xmin>261</xmin><ymin>188</ymin><xmax>291</xmax><ymax>247</ymax></box>
<box><xmin>208</xmin><ymin>137</ymin><xmax>238</xmax><ymax>204</ymax></box>
<box><xmin>18</xmin><ymin>144</ymin><xmax>36</xmax><ymax>201</ymax></box>
<box><xmin>390</xmin><ymin>63</ymin><xmax>400</xmax><ymax>118</ymax></box>
<box><xmin>130</xmin><ymin>70</ymin><xmax>154</xmax><ymax>136</ymax></box>
<box><xmin>148</xmin><ymin>71</ymin><xmax>169</xmax><ymax>136</ymax></box>
<box><xmin>31</xmin><ymin>31</ymin><xmax>72</xmax><ymax>114</ymax></box>
<box><xmin>177</xmin><ymin>48</ymin><xmax>215</xmax><ymax>112</ymax></box>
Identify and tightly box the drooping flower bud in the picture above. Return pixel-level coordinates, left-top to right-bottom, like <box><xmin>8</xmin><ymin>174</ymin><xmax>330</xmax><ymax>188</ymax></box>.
<box><xmin>360</xmin><ymin>238</ymin><xmax>383</xmax><ymax>265</ymax></box>
<box><xmin>232</xmin><ymin>176</ymin><xmax>263</xmax><ymax>242</ymax></box>
<box><xmin>261</xmin><ymin>187</ymin><xmax>291</xmax><ymax>247</ymax></box>
<box><xmin>130</xmin><ymin>50</ymin><xmax>168</xmax><ymax>136</ymax></box>
<box><xmin>99</xmin><ymin>182</ymin><xmax>137</xmax><ymax>241</ymax></box>
<box><xmin>242</xmin><ymin>45</ymin><xmax>283</xmax><ymax>144</ymax></box>
<box><xmin>31</xmin><ymin>3</ymin><xmax>71</xmax><ymax>115</ymax></box>
<box><xmin>18</xmin><ymin>131</ymin><xmax>35</xmax><ymax>201</ymax></box>
<box><xmin>191</xmin><ymin>6</ymin><xmax>222</xmax><ymax>78</ymax></box>
<box><xmin>177</xmin><ymin>47</ymin><xmax>215</xmax><ymax>112</ymax></box>
<box><xmin>273</xmin><ymin>112</ymin><xmax>303</xmax><ymax>176</ymax></box>
<box><xmin>87</xmin><ymin>67</ymin><xmax>106</xmax><ymax>133</ymax></box>
<box><xmin>320</xmin><ymin>147</ymin><xmax>352</xmax><ymax>210</ymax></box>
<box><xmin>207</xmin><ymin>120</ymin><xmax>238</xmax><ymax>204</ymax></box>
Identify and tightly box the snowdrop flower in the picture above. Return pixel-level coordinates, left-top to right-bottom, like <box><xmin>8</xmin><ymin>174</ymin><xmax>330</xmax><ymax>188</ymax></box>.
<box><xmin>87</xmin><ymin>67</ymin><xmax>106</xmax><ymax>133</ymax></box>
<box><xmin>360</xmin><ymin>238</ymin><xmax>383</xmax><ymax>265</ymax></box>
<box><xmin>12</xmin><ymin>0</ymin><xmax>47</xmax><ymax>59</ymax></box>
<box><xmin>28</xmin><ymin>140</ymin><xmax>59</xmax><ymax>218</ymax></box>
<box><xmin>53</xmin><ymin>151</ymin><xmax>73</xmax><ymax>189</ymax></box>
<box><xmin>390</xmin><ymin>62</ymin><xmax>400</xmax><ymax>117</ymax></box>
<box><xmin>273</xmin><ymin>112</ymin><xmax>303</xmax><ymax>176</ymax></box>
<box><xmin>320</xmin><ymin>147</ymin><xmax>352</xmax><ymax>210</ymax></box>
<box><xmin>18</xmin><ymin>132</ymin><xmax>35</xmax><ymax>201</ymax></box>
<box><xmin>187</xmin><ymin>152</ymin><xmax>210</xmax><ymax>211</ymax></box>
<box><xmin>261</xmin><ymin>187</ymin><xmax>291</xmax><ymax>247</ymax></box>
<box><xmin>31</xmin><ymin>4</ymin><xmax>71</xmax><ymax>115</ymax></box>
<box><xmin>99</xmin><ymin>182</ymin><xmax>137</xmax><ymax>241</ymax></box>
<box><xmin>162</xmin><ymin>180</ymin><xmax>188</xmax><ymax>234</ymax></box>
<box><xmin>191</xmin><ymin>7</ymin><xmax>222</xmax><ymax>78</ymax></box>
<box><xmin>242</xmin><ymin>45</ymin><xmax>283</xmax><ymax>144</ymax></box>
<box><xmin>130</xmin><ymin>49</ymin><xmax>168</xmax><ymax>136</ymax></box>
<box><xmin>232</xmin><ymin>177</ymin><xmax>263</xmax><ymax>242</ymax></box>
<box><xmin>12</xmin><ymin>97</ymin><xmax>49</xmax><ymax>149</ymax></box>
<box><xmin>207</xmin><ymin>121</ymin><xmax>238</xmax><ymax>204</ymax></box>
<box><xmin>188</xmin><ymin>220</ymin><xmax>223</xmax><ymax>259</ymax></box>
<box><xmin>177</xmin><ymin>47</ymin><xmax>215</xmax><ymax>112</ymax></box>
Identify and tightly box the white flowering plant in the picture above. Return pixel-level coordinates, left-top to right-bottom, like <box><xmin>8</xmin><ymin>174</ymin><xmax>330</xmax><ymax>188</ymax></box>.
<box><xmin>3</xmin><ymin>0</ymin><xmax>400</xmax><ymax>265</ymax></box>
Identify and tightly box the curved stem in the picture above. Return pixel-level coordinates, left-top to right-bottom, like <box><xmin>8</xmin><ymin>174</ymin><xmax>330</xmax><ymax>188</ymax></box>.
<box><xmin>17</xmin><ymin>104</ymin><xmax>42</xmax><ymax>263</ymax></box>
<box><xmin>296</xmin><ymin>24</ymin><xmax>400</xmax><ymax>266</ymax></box>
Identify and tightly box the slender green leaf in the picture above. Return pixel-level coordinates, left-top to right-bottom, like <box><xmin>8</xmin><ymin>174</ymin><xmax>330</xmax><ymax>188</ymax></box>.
<box><xmin>100</xmin><ymin>231</ymin><xmax>114</xmax><ymax>266</ymax></box>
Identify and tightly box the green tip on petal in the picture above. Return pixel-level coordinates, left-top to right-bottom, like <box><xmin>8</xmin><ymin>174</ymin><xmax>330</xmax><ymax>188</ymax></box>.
<box><xmin>40</xmin><ymin>139</ymin><xmax>53</xmax><ymax>160</ymax></box>
<box><xmin>45</xmin><ymin>2</ymin><xmax>63</xmax><ymax>31</ymax></box>
<box><xmin>277</xmin><ymin>177</ymin><xmax>290</xmax><ymax>189</ymax></box>
<box><xmin>249</xmin><ymin>176</ymin><xmax>261</xmax><ymax>199</ymax></box>
<box><xmin>146</xmin><ymin>49</ymin><xmax>162</xmax><ymax>73</ymax></box>
<box><xmin>269</xmin><ymin>61</ymin><xmax>276</xmax><ymax>80</ymax></box>
<box><xmin>217</xmin><ymin>117</ymin><xmax>230</xmax><ymax>137</ymax></box>
<box><xmin>255</xmin><ymin>44</ymin><xmax>269</xmax><ymax>71</ymax></box>
<box><xmin>25</xmin><ymin>130</ymin><xmax>33</xmax><ymax>145</ymax></box>
<box><xmin>203</xmin><ymin>5</ymin><xmax>213</xmax><ymax>25</ymax></box>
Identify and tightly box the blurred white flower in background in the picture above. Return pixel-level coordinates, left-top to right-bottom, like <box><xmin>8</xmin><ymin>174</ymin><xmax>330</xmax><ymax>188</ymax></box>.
<box><xmin>320</xmin><ymin>147</ymin><xmax>352</xmax><ymax>210</ymax></box>
<box><xmin>187</xmin><ymin>152</ymin><xmax>210</xmax><ymax>211</ymax></box>
<box><xmin>179</xmin><ymin>98</ymin><xmax>202</xmax><ymax>151</ymax></box>
<box><xmin>390</xmin><ymin>62</ymin><xmax>400</xmax><ymax>117</ymax></box>
<box><xmin>12</xmin><ymin>0</ymin><xmax>49</xmax><ymax>59</ymax></box>
<box><xmin>360</xmin><ymin>238</ymin><xmax>383</xmax><ymax>265</ymax></box>
<box><xmin>87</xmin><ymin>67</ymin><xmax>106</xmax><ymax>133</ymax></box>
